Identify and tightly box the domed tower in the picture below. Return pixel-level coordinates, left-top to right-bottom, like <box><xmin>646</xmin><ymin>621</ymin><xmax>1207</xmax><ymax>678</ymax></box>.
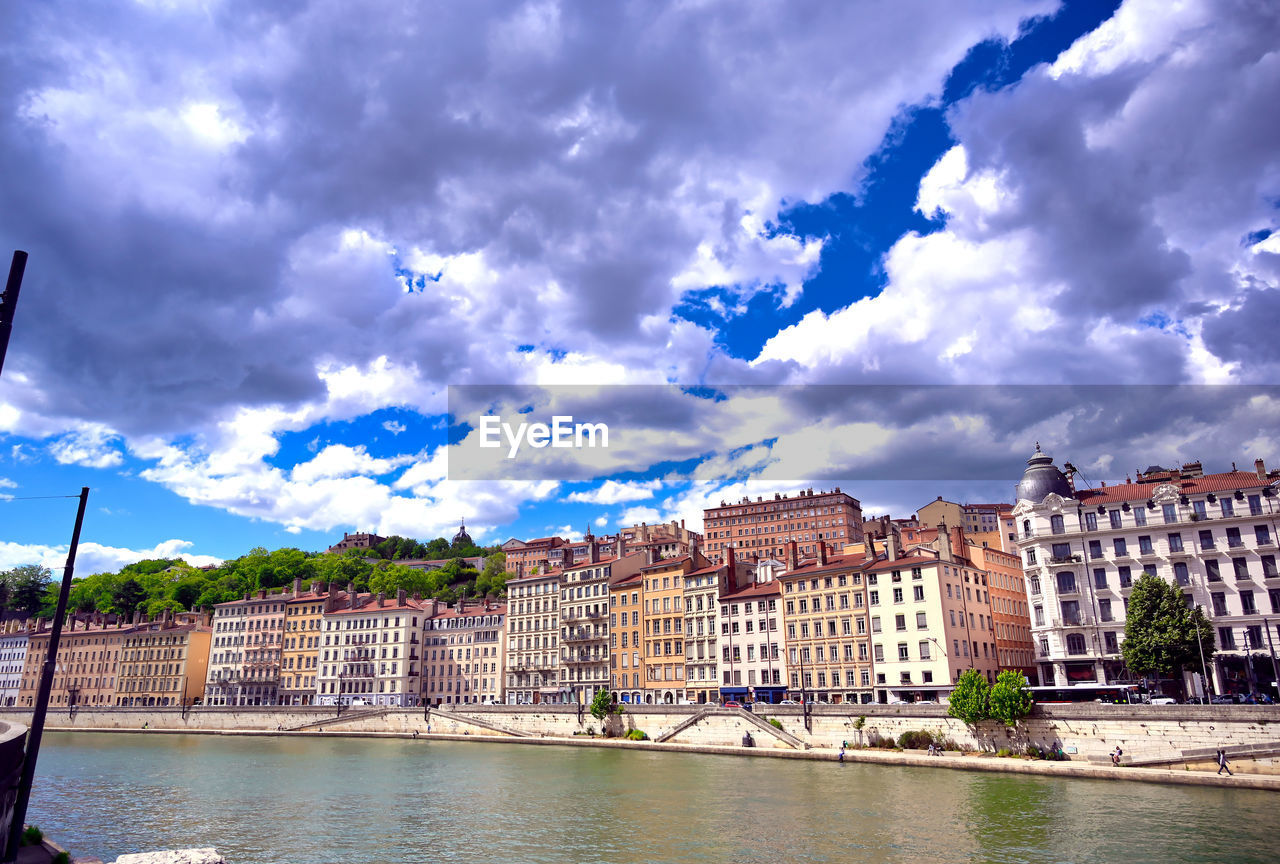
<box><xmin>1015</xmin><ymin>443</ymin><xmax>1074</xmax><ymax>504</ymax></box>
<box><xmin>451</xmin><ymin>518</ymin><xmax>473</xmax><ymax>549</ymax></box>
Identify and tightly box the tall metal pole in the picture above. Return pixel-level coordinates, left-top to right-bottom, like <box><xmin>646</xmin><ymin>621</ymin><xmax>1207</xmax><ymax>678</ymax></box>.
<box><xmin>5</xmin><ymin>487</ymin><xmax>90</xmax><ymax>863</ymax></box>
<box><xmin>1196</xmin><ymin>605</ymin><xmax>1213</xmax><ymax>701</ymax></box>
<box><xmin>0</xmin><ymin>251</ymin><xmax>28</xmax><ymax>377</ymax></box>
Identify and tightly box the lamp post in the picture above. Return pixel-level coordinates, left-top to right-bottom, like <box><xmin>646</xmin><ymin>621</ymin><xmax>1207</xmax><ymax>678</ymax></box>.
<box><xmin>799</xmin><ymin>648</ymin><xmax>811</xmax><ymax>732</ymax></box>
<box><xmin>1196</xmin><ymin>605</ymin><xmax>1214</xmax><ymax>702</ymax></box>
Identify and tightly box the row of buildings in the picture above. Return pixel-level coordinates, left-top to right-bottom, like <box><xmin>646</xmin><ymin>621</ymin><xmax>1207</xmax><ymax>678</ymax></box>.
<box><xmin>4</xmin><ymin>452</ymin><xmax>1277</xmax><ymax>709</ymax></box>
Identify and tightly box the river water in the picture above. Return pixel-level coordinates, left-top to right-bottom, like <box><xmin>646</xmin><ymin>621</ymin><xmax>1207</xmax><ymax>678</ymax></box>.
<box><xmin>25</xmin><ymin>732</ymin><xmax>1277</xmax><ymax>863</ymax></box>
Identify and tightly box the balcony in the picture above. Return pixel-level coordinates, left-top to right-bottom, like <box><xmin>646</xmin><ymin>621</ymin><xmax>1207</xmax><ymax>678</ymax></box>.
<box><xmin>563</xmin><ymin>655</ymin><xmax>604</xmax><ymax>665</ymax></box>
<box><xmin>1227</xmin><ymin>539</ymin><xmax>1246</xmax><ymax>549</ymax></box>
<box><xmin>1048</xmin><ymin>554</ymin><xmax>1081</xmax><ymax>565</ymax></box>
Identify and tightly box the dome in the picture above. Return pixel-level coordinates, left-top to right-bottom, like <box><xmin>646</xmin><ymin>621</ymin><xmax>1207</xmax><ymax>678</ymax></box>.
<box><xmin>1015</xmin><ymin>444</ymin><xmax>1074</xmax><ymax>504</ymax></box>
<box><xmin>452</xmin><ymin>518</ymin><xmax>473</xmax><ymax>548</ymax></box>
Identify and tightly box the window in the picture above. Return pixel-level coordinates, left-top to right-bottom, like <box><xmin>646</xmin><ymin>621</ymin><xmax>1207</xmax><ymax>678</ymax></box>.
<box><xmin>1206</xmin><ymin>559</ymin><xmax>1221</xmax><ymax>582</ymax></box>
<box><xmin>1114</xmin><ymin>538</ymin><xmax>1128</xmax><ymax>557</ymax></box>
<box><xmin>913</xmin><ymin>585</ymin><xmax>924</xmax><ymax>601</ymax></box>
<box><xmin>1061</xmin><ymin>600</ymin><xmax>1081</xmax><ymax>626</ymax></box>
<box><xmin>1263</xmin><ymin>556</ymin><xmax>1278</xmax><ymax>579</ymax></box>
<box><xmin>1109</xmin><ymin>510</ymin><xmax>1123</xmax><ymax>529</ymax></box>
<box><xmin>1227</xmin><ymin>527</ymin><xmax>1243</xmax><ymax>548</ymax></box>
<box><xmin>1143</xmin><ymin>564</ymin><xmax>1158</xmax><ymax>578</ymax></box>
<box><xmin>1026</xmin><ymin>549</ymin><xmax>1037</xmax><ymax>566</ymax></box>
<box><xmin>895</xmin><ymin>614</ymin><xmax>907</xmax><ymax>632</ymax></box>
<box><xmin>1133</xmin><ymin>506</ymin><xmax>1147</xmax><ymax>527</ymax></box>
<box><xmin>1270</xmin><ymin>589</ymin><xmax>1280</xmax><ymax>614</ymax></box>
<box><xmin>871</xmin><ymin>617</ymin><xmax>881</xmax><ymax>634</ymax></box>
<box><xmin>892</xmin><ymin>588</ymin><xmax>904</xmax><ymax>604</ymax></box>
<box><xmin>1162</xmin><ymin>503</ymin><xmax>1177</xmax><ymax>524</ymax></box>
<box><xmin>1033</xmin><ymin>606</ymin><xmax>1044</xmax><ymax>627</ymax></box>
<box><xmin>1051</xmin><ymin>542</ymin><xmax>1071</xmax><ymax>561</ymax></box>
<box><xmin>1233</xmin><ymin>557</ymin><xmax>1249</xmax><ymax>580</ymax></box>
<box><xmin>1198</xmin><ymin>529</ymin><xmax>1214</xmax><ymax>550</ymax></box>
<box><xmin>1093</xmin><ymin>569</ymin><xmax>1108</xmax><ymax>589</ymax></box>
<box><xmin>1056</xmin><ymin>572</ymin><xmax>1077</xmax><ymax>594</ymax></box>
<box><xmin>919</xmin><ymin>641</ymin><xmax>931</xmax><ymax>660</ymax></box>
<box><xmin>1085</xmin><ymin>512</ymin><xmax>1098</xmax><ymax>531</ymax></box>
<box><xmin>897</xmin><ymin>643</ymin><xmax>910</xmax><ymax>661</ymax></box>
<box><xmin>1138</xmin><ymin>536</ymin><xmax>1154</xmax><ymax>555</ymax></box>
<box><xmin>1065</xmin><ymin>634</ymin><xmax>1087</xmax><ymax>655</ymax></box>
<box><xmin>1218</xmin><ymin>627</ymin><xmax>1236</xmax><ymax>650</ymax></box>
<box><xmin>1168</xmin><ymin>533</ymin><xmax>1184</xmax><ymax>553</ymax></box>
<box><xmin>1088</xmin><ymin>540</ymin><xmax>1102</xmax><ymax>559</ymax></box>
<box><xmin>869</xmin><ymin>590</ymin><xmax>879</xmax><ymax>606</ymax></box>
<box><xmin>916</xmin><ymin>612</ymin><xmax>927</xmax><ymax>629</ymax></box>
<box><xmin>1256</xmin><ymin>525</ymin><xmax>1272</xmax><ymax>546</ymax></box>
<box><xmin>1172</xmin><ymin>560</ymin><xmax>1192</xmax><ymax>588</ymax></box>
<box><xmin>1050</xmin><ymin>514</ymin><xmax>1065</xmax><ymax>535</ymax></box>
<box><xmin>1029</xmin><ymin>576</ymin><xmax>1041</xmax><ymax>595</ymax></box>
<box><xmin>1099</xmin><ymin>599</ymin><xmax>1113</xmax><ymax>622</ymax></box>
<box><xmin>1211</xmin><ymin>592</ymin><xmax>1228</xmax><ymax>616</ymax></box>
<box><xmin>1104</xmin><ymin>631</ymin><xmax>1118</xmax><ymax>653</ymax></box>
<box><xmin>1249</xmin><ymin>495</ymin><xmax>1263</xmax><ymax>516</ymax></box>
<box><xmin>873</xmin><ymin>645</ymin><xmax>884</xmax><ymax>662</ymax></box>
<box><xmin>1241</xmin><ymin>590</ymin><xmax>1256</xmax><ymax>615</ymax></box>
<box><xmin>1221</xmin><ymin>498</ymin><xmax>1235</xmax><ymax>518</ymax></box>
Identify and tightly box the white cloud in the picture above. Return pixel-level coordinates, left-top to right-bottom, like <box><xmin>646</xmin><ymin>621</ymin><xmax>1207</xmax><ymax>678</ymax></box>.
<box><xmin>619</xmin><ymin>505</ymin><xmax>661</xmax><ymax>525</ymax></box>
<box><xmin>382</xmin><ymin>420</ymin><xmax>407</xmax><ymax>435</ymax></box>
<box><xmin>0</xmin><ymin>538</ymin><xmax>222</xmax><ymax>574</ymax></box>
<box><xmin>47</xmin><ymin>424</ymin><xmax>126</xmax><ymax>469</ymax></box>
<box><xmin>566</xmin><ymin>479</ymin><xmax>662</xmax><ymax>505</ymax></box>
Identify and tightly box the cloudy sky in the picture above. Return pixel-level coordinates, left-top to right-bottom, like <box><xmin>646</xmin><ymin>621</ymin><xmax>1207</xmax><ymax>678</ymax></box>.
<box><xmin>2</xmin><ymin>0</ymin><xmax>1278</xmax><ymax>574</ymax></box>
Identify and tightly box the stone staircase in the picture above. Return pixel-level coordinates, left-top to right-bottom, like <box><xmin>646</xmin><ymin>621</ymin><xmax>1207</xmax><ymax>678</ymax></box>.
<box><xmin>653</xmin><ymin>706</ymin><xmax>808</xmax><ymax>749</ymax></box>
<box><xmin>433</xmin><ymin>707</ymin><xmax>531</xmax><ymax>738</ymax></box>
<box><xmin>287</xmin><ymin>707</ymin><xmax>396</xmax><ymax>731</ymax></box>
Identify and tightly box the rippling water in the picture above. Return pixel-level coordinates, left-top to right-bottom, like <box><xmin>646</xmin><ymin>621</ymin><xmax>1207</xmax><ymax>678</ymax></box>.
<box><xmin>25</xmin><ymin>732</ymin><xmax>1277</xmax><ymax>863</ymax></box>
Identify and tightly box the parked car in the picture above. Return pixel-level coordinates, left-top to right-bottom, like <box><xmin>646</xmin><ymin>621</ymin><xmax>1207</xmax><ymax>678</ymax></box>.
<box><xmin>1148</xmin><ymin>696</ymin><xmax>1177</xmax><ymax>705</ymax></box>
<box><xmin>723</xmin><ymin>700</ymin><xmax>743</xmax><ymax>708</ymax></box>
<box><xmin>777</xmin><ymin>699</ymin><xmax>799</xmax><ymax>705</ymax></box>
<box><xmin>349</xmin><ymin>698</ymin><xmax>370</xmax><ymax>706</ymax></box>
<box><xmin>1210</xmin><ymin>694</ymin><xmax>1236</xmax><ymax>704</ymax></box>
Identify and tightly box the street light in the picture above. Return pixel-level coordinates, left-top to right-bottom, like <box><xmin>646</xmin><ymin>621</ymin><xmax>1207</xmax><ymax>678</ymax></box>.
<box><xmin>1195</xmin><ymin>605</ymin><xmax>1214</xmax><ymax>702</ymax></box>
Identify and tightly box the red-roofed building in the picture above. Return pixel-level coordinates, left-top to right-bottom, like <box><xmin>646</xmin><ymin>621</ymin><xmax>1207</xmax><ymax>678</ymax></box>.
<box><xmin>502</xmin><ymin>536</ymin><xmax>568</xmax><ymax>575</ymax></box>
<box><xmin>505</xmin><ymin>567</ymin><xmax>567</xmax><ymax>704</ymax></box>
<box><xmin>560</xmin><ymin>539</ymin><xmax>646</xmax><ymax>703</ymax></box>
<box><xmin>703</xmin><ymin>487</ymin><xmax>864</xmax><ymax>563</ymax></box>
<box><xmin>1013</xmin><ymin>448</ymin><xmax>1280</xmax><ymax>697</ymax></box>
<box><xmin>424</xmin><ymin>599</ymin><xmax>506</xmax><ymax>706</ymax></box>
<box><xmin>318</xmin><ymin>591</ymin><xmax>435</xmax><ymax>707</ymax></box>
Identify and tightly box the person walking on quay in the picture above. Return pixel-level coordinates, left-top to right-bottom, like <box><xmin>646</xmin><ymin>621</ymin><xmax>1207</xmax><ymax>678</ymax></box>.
<box><xmin>1216</xmin><ymin>750</ymin><xmax>1232</xmax><ymax>776</ymax></box>
<box><xmin>838</xmin><ymin>746</ymin><xmax>845</xmax><ymax>763</ymax></box>
<box><xmin>1111</xmin><ymin>747</ymin><xmax>1123</xmax><ymax>767</ymax></box>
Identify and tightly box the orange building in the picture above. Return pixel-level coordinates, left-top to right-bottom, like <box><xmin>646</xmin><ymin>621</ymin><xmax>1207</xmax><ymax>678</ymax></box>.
<box><xmin>281</xmin><ymin>581</ymin><xmax>352</xmax><ymax>705</ymax></box>
<box><xmin>608</xmin><ymin>571</ymin><xmax>645</xmax><ymax>703</ymax></box>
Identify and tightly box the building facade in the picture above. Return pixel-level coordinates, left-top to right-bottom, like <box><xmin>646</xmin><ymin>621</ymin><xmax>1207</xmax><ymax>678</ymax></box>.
<box><xmin>505</xmin><ymin>568</ymin><xmax>565</xmax><ymax>704</ymax></box>
<box><xmin>319</xmin><ymin>590</ymin><xmax>429</xmax><ymax>707</ymax></box>
<box><xmin>20</xmin><ymin>616</ymin><xmax>132</xmax><ymax>709</ymax></box>
<box><xmin>560</xmin><ymin>543</ymin><xmax>644</xmax><ymax>703</ymax></box>
<box><xmin>1014</xmin><ymin>449</ymin><xmax>1280</xmax><ymax>696</ymax></box>
<box><xmin>704</xmin><ymin>487</ymin><xmax>864</xmax><ymax>562</ymax></box>
<box><xmin>281</xmin><ymin>581</ymin><xmax>350</xmax><ymax>706</ymax></box>
<box><xmin>424</xmin><ymin>599</ymin><xmax>505</xmax><ymax>706</ymax></box>
<box><xmin>116</xmin><ymin>613</ymin><xmax>212</xmax><ymax>707</ymax></box>
<box><xmin>0</xmin><ymin>623</ymin><xmax>30</xmax><ymax>708</ymax></box>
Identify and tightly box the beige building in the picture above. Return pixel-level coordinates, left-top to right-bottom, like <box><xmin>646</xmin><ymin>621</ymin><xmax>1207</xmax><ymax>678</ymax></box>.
<box><xmin>424</xmin><ymin>599</ymin><xmax>506</xmax><ymax>706</ymax></box>
<box><xmin>560</xmin><ymin>541</ymin><xmax>645</xmax><ymax>703</ymax></box>
<box><xmin>205</xmin><ymin>587</ymin><xmax>296</xmax><ymax>705</ymax></box>
<box><xmin>869</xmin><ymin>530</ymin><xmax>1001</xmax><ymax>703</ymax></box>
<box><xmin>116</xmin><ymin>612</ymin><xmax>212</xmax><ymax>707</ymax></box>
<box><xmin>505</xmin><ymin>568</ymin><xmax>566</xmax><ymax>704</ymax></box>
<box><xmin>319</xmin><ymin>590</ymin><xmax>431</xmax><ymax>707</ymax></box>
<box><xmin>20</xmin><ymin>615</ymin><xmax>133</xmax><ymax>709</ymax></box>
<box><xmin>281</xmin><ymin>581</ymin><xmax>351</xmax><ymax>705</ymax></box>
<box><xmin>777</xmin><ymin>542</ymin><xmax>874</xmax><ymax>704</ymax></box>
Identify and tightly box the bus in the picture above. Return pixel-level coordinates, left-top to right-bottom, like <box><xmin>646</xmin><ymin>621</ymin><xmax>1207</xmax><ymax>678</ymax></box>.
<box><xmin>1029</xmin><ymin>684</ymin><xmax>1141</xmax><ymax>704</ymax></box>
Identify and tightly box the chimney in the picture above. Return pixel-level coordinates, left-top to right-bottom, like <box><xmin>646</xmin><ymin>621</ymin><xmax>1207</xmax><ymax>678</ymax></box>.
<box><xmin>132</xmin><ymin>609</ymin><xmax>142</xmax><ymax>625</ymax></box>
<box><xmin>293</xmin><ymin>577</ymin><xmax>302</xmax><ymax>597</ymax></box>
<box><xmin>589</xmin><ymin>538</ymin><xmax>600</xmax><ymax>564</ymax></box>
<box><xmin>310</xmin><ymin>581</ymin><xmax>320</xmax><ymax>594</ymax></box>
<box><xmin>817</xmin><ymin>542</ymin><xmax>828</xmax><ymax>566</ymax></box>
<box><xmin>939</xmin><ymin>522</ymin><xmax>954</xmax><ymax>562</ymax></box>
<box><xmin>377</xmin><ymin>592</ymin><xmax>386</xmax><ymax>608</ymax></box>
<box><xmin>888</xmin><ymin>532</ymin><xmax>900</xmax><ymax>562</ymax></box>
<box><xmin>648</xmin><ymin>546</ymin><xmax>659</xmax><ymax>566</ymax></box>
<box><xmin>1257</xmin><ymin>458</ymin><xmax>1267</xmax><ymax>482</ymax></box>
<box><xmin>349</xmin><ymin>586</ymin><xmax>357</xmax><ymax>610</ymax></box>
<box><xmin>257</xmin><ymin>589</ymin><xmax>266</xmax><ymax>599</ymax></box>
<box><xmin>616</xmin><ymin>537</ymin><xmax>626</xmax><ymax>559</ymax></box>
<box><xmin>397</xmin><ymin>589</ymin><xmax>407</xmax><ymax>606</ymax></box>
<box><xmin>785</xmin><ymin>540</ymin><xmax>798</xmax><ymax>572</ymax></box>
<box><xmin>726</xmin><ymin>546</ymin><xmax>736</xmax><ymax>577</ymax></box>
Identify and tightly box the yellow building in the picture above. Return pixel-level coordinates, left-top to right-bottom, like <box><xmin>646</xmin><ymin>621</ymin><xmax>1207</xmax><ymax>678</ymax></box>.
<box><xmin>116</xmin><ymin>612</ymin><xmax>212</xmax><ymax>707</ymax></box>
<box><xmin>281</xmin><ymin>581</ymin><xmax>350</xmax><ymax>705</ymax></box>
<box><xmin>19</xmin><ymin>615</ymin><xmax>134</xmax><ymax>709</ymax></box>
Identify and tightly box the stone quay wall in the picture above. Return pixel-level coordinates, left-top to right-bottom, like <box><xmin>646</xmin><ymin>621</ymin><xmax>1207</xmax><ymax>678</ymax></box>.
<box><xmin>3</xmin><ymin>704</ymin><xmax>1278</xmax><ymax>766</ymax></box>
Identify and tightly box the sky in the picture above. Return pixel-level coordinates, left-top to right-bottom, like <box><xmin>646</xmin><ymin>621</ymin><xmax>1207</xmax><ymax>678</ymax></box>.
<box><xmin>2</xmin><ymin>0</ymin><xmax>1279</xmax><ymax>575</ymax></box>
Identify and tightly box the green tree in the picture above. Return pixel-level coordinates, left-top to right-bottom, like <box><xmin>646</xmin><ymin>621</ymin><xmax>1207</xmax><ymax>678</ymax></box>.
<box><xmin>1122</xmin><ymin>573</ymin><xmax>1215</xmax><ymax>695</ymax></box>
<box><xmin>988</xmin><ymin>670</ymin><xmax>1033</xmax><ymax>727</ymax></box>
<box><xmin>947</xmin><ymin>669</ymin><xmax>991</xmax><ymax>726</ymax></box>
<box><xmin>589</xmin><ymin>689</ymin><xmax>620</xmax><ymax>722</ymax></box>
<box><xmin>8</xmin><ymin>564</ymin><xmax>54</xmax><ymax>617</ymax></box>
<box><xmin>111</xmin><ymin>578</ymin><xmax>148</xmax><ymax>617</ymax></box>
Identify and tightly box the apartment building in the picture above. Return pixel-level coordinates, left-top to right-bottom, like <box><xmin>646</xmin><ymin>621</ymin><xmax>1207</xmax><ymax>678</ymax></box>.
<box><xmin>319</xmin><ymin>590</ymin><xmax>431</xmax><ymax>707</ymax></box>
<box><xmin>704</xmin><ymin>487</ymin><xmax>864</xmax><ymax>562</ymax></box>
<box><xmin>609</xmin><ymin>571</ymin><xmax>645</xmax><ymax>704</ymax></box>
<box><xmin>1014</xmin><ymin>448</ymin><xmax>1280</xmax><ymax>696</ymax></box>
<box><xmin>505</xmin><ymin>568</ymin><xmax>566</xmax><ymax>704</ymax></box>
<box><xmin>869</xmin><ymin>532</ymin><xmax>1001</xmax><ymax>703</ymax></box>
<box><xmin>20</xmin><ymin>615</ymin><xmax>133</xmax><ymax>709</ymax></box>
<box><xmin>776</xmin><ymin>541</ymin><xmax>874</xmax><ymax>704</ymax></box>
<box><xmin>638</xmin><ymin>554</ymin><xmax>696</xmax><ymax>704</ymax></box>
<box><xmin>205</xmin><ymin>596</ymin><xmax>249</xmax><ymax>705</ymax></box>
<box><xmin>281</xmin><ymin>581</ymin><xmax>350</xmax><ymax>705</ymax></box>
<box><xmin>560</xmin><ymin>541</ymin><xmax>645</xmax><ymax>703</ymax></box>
<box><xmin>0</xmin><ymin>622</ymin><xmax>30</xmax><ymax>707</ymax></box>
<box><xmin>718</xmin><ymin>575</ymin><xmax>786</xmax><ymax>704</ymax></box>
<box><xmin>116</xmin><ymin>612</ymin><xmax>212</xmax><ymax>707</ymax></box>
<box><xmin>424</xmin><ymin>599</ymin><xmax>505</xmax><ymax>706</ymax></box>
<box><xmin>684</xmin><ymin>555</ymin><xmax>739</xmax><ymax>705</ymax></box>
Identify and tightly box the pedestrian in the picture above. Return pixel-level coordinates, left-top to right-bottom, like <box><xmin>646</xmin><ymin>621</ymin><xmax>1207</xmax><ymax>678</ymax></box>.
<box><xmin>1216</xmin><ymin>749</ymin><xmax>1232</xmax><ymax>776</ymax></box>
<box><xmin>838</xmin><ymin>746</ymin><xmax>845</xmax><ymax>763</ymax></box>
<box><xmin>1111</xmin><ymin>747</ymin><xmax>1122</xmax><ymax>767</ymax></box>
<box><xmin>927</xmin><ymin>742</ymin><xmax>936</xmax><ymax>756</ymax></box>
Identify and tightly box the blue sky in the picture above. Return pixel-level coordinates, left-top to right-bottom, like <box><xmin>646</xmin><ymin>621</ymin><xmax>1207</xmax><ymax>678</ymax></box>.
<box><xmin>2</xmin><ymin>0</ymin><xmax>1279</xmax><ymax>574</ymax></box>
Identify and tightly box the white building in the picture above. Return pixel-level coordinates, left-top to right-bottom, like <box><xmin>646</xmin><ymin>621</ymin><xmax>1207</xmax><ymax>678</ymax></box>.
<box><xmin>318</xmin><ymin>591</ymin><xmax>431</xmax><ymax>707</ymax></box>
<box><xmin>0</xmin><ymin>624</ymin><xmax>30</xmax><ymax>707</ymax></box>
<box><xmin>1013</xmin><ymin>448</ymin><xmax>1280</xmax><ymax>696</ymax></box>
<box><xmin>504</xmin><ymin>569</ymin><xmax>565</xmax><ymax>704</ymax></box>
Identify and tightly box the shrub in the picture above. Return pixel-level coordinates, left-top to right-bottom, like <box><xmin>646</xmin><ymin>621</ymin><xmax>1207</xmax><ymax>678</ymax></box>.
<box><xmin>1026</xmin><ymin>744</ymin><xmax>1042</xmax><ymax>759</ymax></box>
<box><xmin>625</xmin><ymin>728</ymin><xmax>648</xmax><ymax>741</ymax></box>
<box><xmin>866</xmin><ymin>731</ymin><xmax>885</xmax><ymax>748</ymax></box>
<box><xmin>20</xmin><ymin>826</ymin><xmax>42</xmax><ymax>847</ymax></box>
<box><xmin>996</xmin><ymin>747</ymin><xmax>1013</xmax><ymax>758</ymax></box>
<box><xmin>896</xmin><ymin>729</ymin><xmax>938</xmax><ymax>750</ymax></box>
<box><xmin>53</xmin><ymin>853</ymin><xmax>71</xmax><ymax>864</ymax></box>
<box><xmin>768</xmin><ymin>718</ymin><xmax>784</xmax><ymax>731</ymax></box>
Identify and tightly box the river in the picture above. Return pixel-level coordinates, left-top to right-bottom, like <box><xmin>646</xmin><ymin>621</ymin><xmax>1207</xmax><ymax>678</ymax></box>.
<box><xmin>25</xmin><ymin>732</ymin><xmax>1277</xmax><ymax>863</ymax></box>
